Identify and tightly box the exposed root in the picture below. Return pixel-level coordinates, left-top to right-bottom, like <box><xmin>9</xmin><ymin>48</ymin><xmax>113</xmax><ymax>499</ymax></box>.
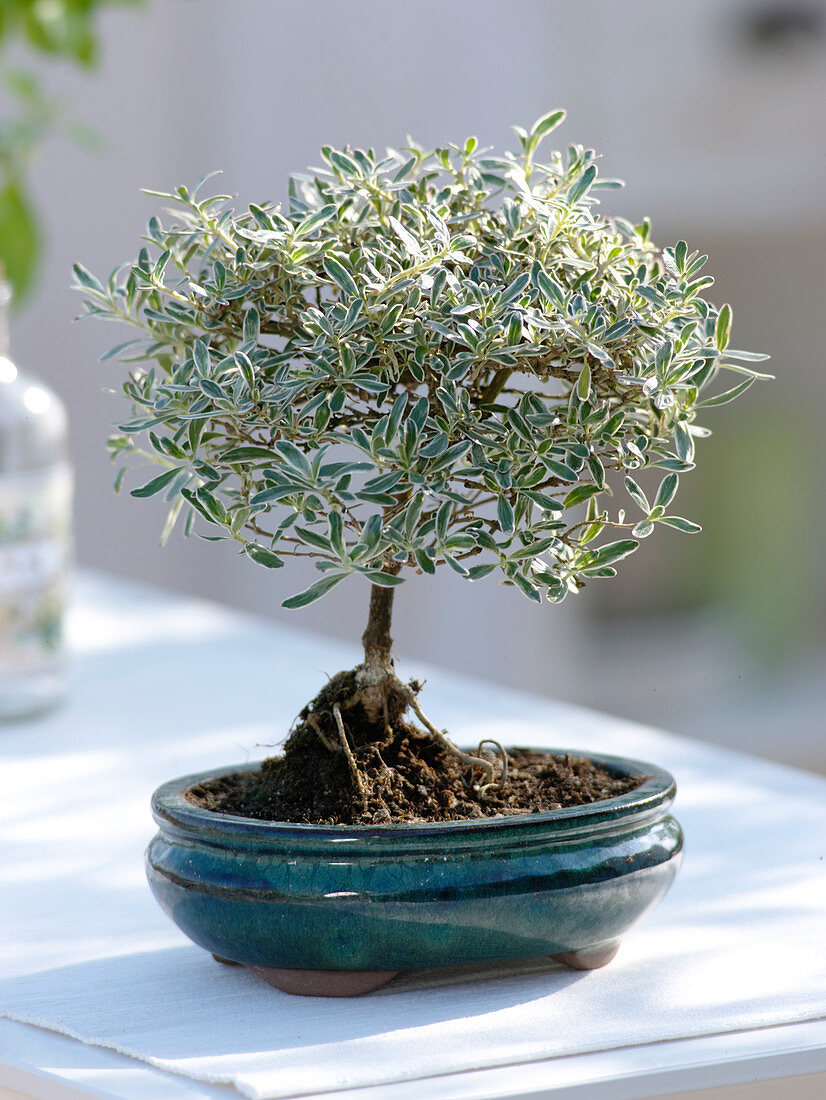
<box><xmin>309</xmin><ymin>668</ymin><xmax>498</xmax><ymax>796</ymax></box>
<box><xmin>305</xmin><ymin>712</ymin><xmax>338</xmax><ymax>754</ymax></box>
<box><xmin>332</xmin><ymin>703</ymin><xmax>367</xmax><ymax>808</ymax></box>
<box><xmin>323</xmin><ymin>670</ymin><xmax>496</xmax><ymax>795</ymax></box>
<box><xmin>371</xmin><ymin>744</ymin><xmax>393</xmax><ymax>781</ymax></box>
<box><xmin>475</xmin><ymin>739</ymin><xmax>509</xmax><ymax>798</ymax></box>
<box><xmin>365</xmin><ymin>745</ymin><xmax>394</xmax><ymax>822</ymax></box>
<box><xmin>226</xmin><ymin>662</ymin><xmax>529</xmax><ymax>823</ymax></box>
<box><xmin>402</xmin><ymin>687</ymin><xmax>496</xmax><ymax>788</ymax></box>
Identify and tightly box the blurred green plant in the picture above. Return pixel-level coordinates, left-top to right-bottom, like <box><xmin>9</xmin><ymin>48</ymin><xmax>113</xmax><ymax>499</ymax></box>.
<box><xmin>0</xmin><ymin>0</ymin><xmax>143</xmax><ymax>301</ymax></box>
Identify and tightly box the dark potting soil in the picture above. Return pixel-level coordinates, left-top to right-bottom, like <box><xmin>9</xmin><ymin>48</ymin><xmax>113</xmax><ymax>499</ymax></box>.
<box><xmin>189</xmin><ymin>748</ymin><xmax>644</xmax><ymax>825</ymax></box>
<box><xmin>186</xmin><ymin>671</ymin><xmax>644</xmax><ymax>825</ymax></box>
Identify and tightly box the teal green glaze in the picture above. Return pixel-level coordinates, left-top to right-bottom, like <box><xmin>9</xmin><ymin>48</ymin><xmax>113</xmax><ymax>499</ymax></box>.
<box><xmin>146</xmin><ymin>750</ymin><xmax>683</xmax><ymax>971</ymax></box>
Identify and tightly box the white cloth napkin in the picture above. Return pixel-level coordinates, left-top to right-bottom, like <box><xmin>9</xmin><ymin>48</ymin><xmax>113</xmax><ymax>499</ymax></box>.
<box><xmin>2</xmin><ymin>576</ymin><xmax>826</xmax><ymax>1099</ymax></box>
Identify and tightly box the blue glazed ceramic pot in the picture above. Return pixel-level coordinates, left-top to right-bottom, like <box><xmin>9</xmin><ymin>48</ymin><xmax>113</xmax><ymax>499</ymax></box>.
<box><xmin>147</xmin><ymin>750</ymin><xmax>682</xmax><ymax>994</ymax></box>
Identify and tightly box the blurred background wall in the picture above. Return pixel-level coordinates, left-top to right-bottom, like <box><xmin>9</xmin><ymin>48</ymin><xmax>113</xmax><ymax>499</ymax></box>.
<box><xmin>6</xmin><ymin>0</ymin><xmax>826</xmax><ymax>770</ymax></box>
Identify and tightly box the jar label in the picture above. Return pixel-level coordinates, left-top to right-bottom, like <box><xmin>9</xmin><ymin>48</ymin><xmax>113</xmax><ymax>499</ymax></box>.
<box><xmin>0</xmin><ymin>465</ymin><xmax>72</xmax><ymax>675</ymax></box>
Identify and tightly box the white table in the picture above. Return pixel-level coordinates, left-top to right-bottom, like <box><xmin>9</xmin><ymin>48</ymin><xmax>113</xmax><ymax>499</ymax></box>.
<box><xmin>1</xmin><ymin>572</ymin><xmax>825</xmax><ymax>1100</ymax></box>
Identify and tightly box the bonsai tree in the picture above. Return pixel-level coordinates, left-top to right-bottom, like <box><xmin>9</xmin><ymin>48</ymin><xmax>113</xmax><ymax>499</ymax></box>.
<box><xmin>73</xmin><ymin>110</ymin><xmax>769</xmax><ymax>823</ymax></box>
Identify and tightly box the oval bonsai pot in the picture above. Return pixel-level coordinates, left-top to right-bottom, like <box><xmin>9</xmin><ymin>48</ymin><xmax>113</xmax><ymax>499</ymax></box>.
<box><xmin>146</xmin><ymin>749</ymin><xmax>683</xmax><ymax>995</ymax></box>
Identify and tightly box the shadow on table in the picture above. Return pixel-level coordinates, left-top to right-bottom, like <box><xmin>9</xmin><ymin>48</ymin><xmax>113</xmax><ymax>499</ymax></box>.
<box><xmin>0</xmin><ymin>944</ymin><xmax>589</xmax><ymax>1060</ymax></box>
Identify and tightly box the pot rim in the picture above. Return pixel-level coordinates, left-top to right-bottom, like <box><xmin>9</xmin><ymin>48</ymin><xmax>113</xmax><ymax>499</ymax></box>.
<box><xmin>150</xmin><ymin>748</ymin><xmax>677</xmax><ymax>847</ymax></box>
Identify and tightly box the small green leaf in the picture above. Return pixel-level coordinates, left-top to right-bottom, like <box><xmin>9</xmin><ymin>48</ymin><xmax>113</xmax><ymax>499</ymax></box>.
<box><xmin>497</xmin><ymin>496</ymin><xmax>515</xmax><ymax>535</ymax></box>
<box><xmin>436</xmin><ymin>500</ymin><xmax>452</xmax><ymax>541</ymax></box>
<box><xmin>100</xmin><ymin>340</ymin><xmax>142</xmax><ymax>362</ymax></box>
<box><xmin>722</xmin><ymin>348</ymin><xmax>771</xmax><ymax>362</ymax></box>
<box><xmin>576</xmin><ymin>361</ymin><xmax>591</xmax><ymax>401</ymax></box>
<box><xmin>243</xmin><ymin>309</ymin><xmax>260</xmax><ymax>343</ymax></box>
<box><xmin>655</xmin><ymin>340</ymin><xmax>673</xmax><ymax>378</ymax></box>
<box><xmin>563</xmin><ymin>484</ymin><xmax>600</xmax><ymax>508</ymax></box>
<box><xmin>193</xmin><ymin>487</ymin><xmax>227</xmax><ymax>522</ymax></box>
<box><xmin>419</xmin><ymin>433</ymin><xmax>449</xmax><ymax>458</ymax></box>
<box><xmin>282</xmin><ymin>572</ymin><xmax>348</xmax><ymax>609</ymax></box>
<box><xmin>275</xmin><ymin>440</ymin><xmax>313</xmax><ymax>477</ymax></box>
<box><xmin>652</xmin><ymin>457</ymin><xmax>695</xmax><ymax>473</ymax></box>
<box><xmin>329</xmin><ymin>510</ymin><xmax>345</xmax><ymax>557</ymax></box>
<box><xmin>153</xmin><ymin>250</ymin><xmax>171</xmax><ymax>280</ymax></box>
<box><xmin>443</xmin><ymin>553</ymin><xmax>469</xmax><ymax>577</ymax></box>
<box><xmin>295</xmin><ymin>204</ymin><xmax>337</xmax><ymax>238</ymax></box>
<box><xmin>715</xmin><ymin>303</ymin><xmax>732</xmax><ymax>351</ymax></box>
<box><xmin>543</xmin><ymin>458</ymin><xmax>578</xmax><ymax>482</ymax></box>
<box><xmin>323</xmin><ymin>256</ymin><xmax>359</xmax><ymax>297</ymax></box>
<box><xmin>198</xmin><ymin>379</ymin><xmax>227</xmax><ymax>401</ymax></box>
<box><xmin>354</xmin><ymin>514</ymin><xmax>383</xmax><ymax>556</ymax></box>
<box><xmin>72</xmin><ymin>261</ymin><xmax>103</xmax><ymax>294</ymax></box>
<box><xmin>430</xmin><ymin>268</ymin><xmax>448</xmax><ymax>304</ymax></box>
<box><xmin>220</xmin><ymin>446</ymin><xmax>277</xmax><ymax>463</ymax></box>
<box><xmin>193</xmin><ymin>339</ymin><xmax>209</xmax><ymax>373</ymax></box>
<box><xmin>294</xmin><ymin>526</ymin><xmax>333</xmax><ymax>552</ymax></box>
<box><xmin>531</xmin><ymin>108</ymin><xmax>566</xmax><ymax>139</ymax></box>
<box><xmin>409</xmin><ymin>395</ymin><xmax>429</xmax><ymax>431</ymax></box>
<box><xmin>653</xmin><ymin>473</ymin><xmax>679</xmax><ymax>510</ymax></box>
<box><xmin>661</xmin><ymin>516</ymin><xmax>702</xmax><ymax>533</ymax></box>
<box><xmin>587</xmin><ymin>455</ymin><xmax>606</xmax><ymax>489</ymax></box>
<box><xmin>245</xmin><ymin>544</ymin><xmax>284</xmax><ymax>569</ymax></box>
<box><xmin>521</xmin><ymin>490</ymin><xmax>564</xmax><ymax>512</ymax></box>
<box><xmin>697</xmin><ymin>377</ymin><xmax>754</xmax><ymax>408</ymax></box>
<box><xmin>589</xmin><ymin>539</ymin><xmax>638</xmax><ymax>566</ymax></box>
<box><xmin>130</xmin><ymin>467</ymin><xmax>182</xmax><ymax>498</ymax></box>
<box><xmin>467</xmin><ymin>563</ymin><xmax>497</xmax><ymax>580</ymax></box>
<box><xmin>362</xmin><ymin>571</ymin><xmax>405</xmax><ymax>587</ymax></box>
<box><xmin>414</xmin><ymin>548</ymin><xmax>436</xmax><ymax>574</ymax></box>
<box><xmin>512</xmin><ymin>572</ymin><xmax>542</xmax><ymax>603</ymax></box>
<box><xmin>181</xmin><ymin>486</ymin><xmax>222</xmax><ymax>524</ymax></box>
<box><xmin>392</xmin><ymin>157</ymin><xmax>417</xmax><ymax>183</ymax></box>
<box><xmin>674</xmin><ymin>421</ymin><xmax>695</xmax><ymax>463</ymax></box>
<box><xmin>250</xmin><ymin>484</ymin><xmax>299</xmax><ymax>506</ymax></box>
<box><xmin>388</xmin><ymin>216</ymin><xmax>422</xmax><ymax>258</ymax></box>
<box><xmin>567</xmin><ymin>164</ymin><xmax>597</xmax><ymax>206</ymax></box>
<box><xmin>386</xmin><ymin>391</ymin><xmax>408</xmax><ymax>442</ymax></box>
<box><xmin>508</xmin><ymin>538</ymin><xmax>556</xmax><ymax>560</ymax></box>
<box><xmin>533</xmin><ymin>264</ymin><xmax>566</xmax><ymax>308</ymax></box>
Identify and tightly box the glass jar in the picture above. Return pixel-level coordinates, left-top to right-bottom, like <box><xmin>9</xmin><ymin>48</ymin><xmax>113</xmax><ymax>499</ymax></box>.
<box><xmin>0</xmin><ymin>282</ymin><xmax>72</xmax><ymax>719</ymax></box>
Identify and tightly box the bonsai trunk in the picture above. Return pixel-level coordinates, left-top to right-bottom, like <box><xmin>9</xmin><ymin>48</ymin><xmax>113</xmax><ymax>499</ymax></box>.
<box><xmin>216</xmin><ymin>575</ymin><xmax>501</xmax><ymax>824</ymax></box>
<box><xmin>355</xmin><ymin>580</ymin><xmax>500</xmax><ymax>785</ymax></box>
<box><xmin>361</xmin><ymin>581</ymin><xmax>396</xmax><ymax>674</ymax></box>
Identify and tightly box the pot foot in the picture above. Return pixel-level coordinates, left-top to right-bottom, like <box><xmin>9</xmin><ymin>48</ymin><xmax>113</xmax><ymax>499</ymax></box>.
<box><xmin>212</xmin><ymin>954</ymin><xmax>243</xmax><ymax>966</ymax></box>
<box><xmin>551</xmin><ymin>943</ymin><xmax>620</xmax><ymax>970</ymax></box>
<box><xmin>250</xmin><ymin>966</ymin><xmax>399</xmax><ymax>997</ymax></box>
